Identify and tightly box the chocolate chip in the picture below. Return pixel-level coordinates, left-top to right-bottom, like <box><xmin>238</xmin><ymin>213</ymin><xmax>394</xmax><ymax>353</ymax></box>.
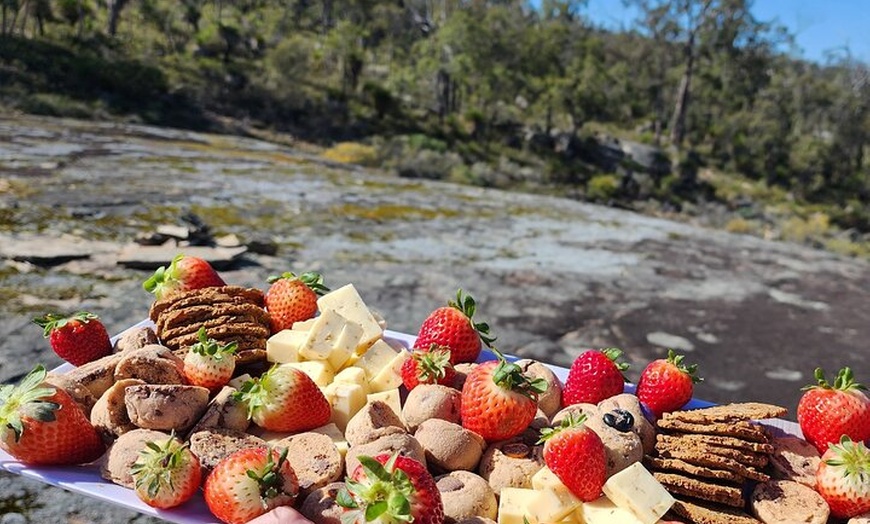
<box><xmin>603</xmin><ymin>408</ymin><xmax>635</xmax><ymax>432</ymax></box>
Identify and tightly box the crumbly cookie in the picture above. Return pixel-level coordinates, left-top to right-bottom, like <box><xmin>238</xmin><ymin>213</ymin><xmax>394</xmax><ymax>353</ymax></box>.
<box><xmin>158</xmin><ymin>312</ymin><xmax>267</xmax><ymax>340</ymax></box>
<box><xmin>750</xmin><ymin>480</ymin><xmax>829</xmax><ymax>524</ymax></box>
<box><xmin>157</xmin><ymin>302</ymin><xmax>270</xmax><ymax>335</ymax></box>
<box><xmin>653</xmin><ymin>472</ymin><xmax>746</xmax><ymax>508</ymax></box>
<box><xmin>436</xmin><ymin>471</ymin><xmax>498</xmax><ymax>523</ymax></box>
<box><xmin>478</xmin><ymin>436</ymin><xmax>545</xmax><ymax>495</ymax></box>
<box><xmin>644</xmin><ymin>455</ymin><xmax>744</xmax><ymax>484</ymax></box>
<box><xmin>112</xmin><ymin>326</ymin><xmax>158</xmax><ymax>353</ymax></box>
<box><xmin>769</xmin><ymin>436</ymin><xmax>821</xmax><ymax>488</ymax></box>
<box><xmin>163</xmin><ymin>322</ymin><xmax>270</xmax><ymax>348</ymax></box>
<box><xmin>275</xmin><ymin>432</ymin><xmax>344</xmax><ymax>498</ymax></box>
<box><xmin>662</xmin><ymin>403</ymin><xmax>787</xmax><ymax>424</ymax></box>
<box><xmin>656</xmin><ymin>435</ymin><xmax>769</xmax><ymax>468</ymax></box>
<box><xmin>187</xmin><ymin>385</ymin><xmax>250</xmax><ymax>436</ymax></box>
<box><xmin>124</xmin><ymin>384</ymin><xmax>210</xmax><ymax>432</ymax></box>
<box><xmin>849</xmin><ymin>513</ymin><xmax>870</xmax><ymax>524</ymax></box>
<box><xmin>188</xmin><ymin>428</ymin><xmax>265</xmax><ymax>471</ymax></box>
<box><xmin>657</xmin><ymin>432</ymin><xmax>774</xmax><ymax>454</ymax></box>
<box><xmin>114</xmin><ymin>344</ymin><xmax>186</xmax><ymax>385</ymax></box>
<box><xmin>670</xmin><ymin>498</ymin><xmax>762</xmax><ymax>524</ymax></box>
<box><xmin>657</xmin><ymin>418</ymin><xmax>770</xmax><ymax>443</ymax></box>
<box><xmin>656</xmin><ymin>447</ymin><xmax>770</xmax><ymax>482</ymax></box>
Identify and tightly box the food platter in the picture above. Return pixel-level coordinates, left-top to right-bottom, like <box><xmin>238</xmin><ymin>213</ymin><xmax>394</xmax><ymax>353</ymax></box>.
<box><xmin>0</xmin><ymin>323</ymin><xmax>804</xmax><ymax>524</ymax></box>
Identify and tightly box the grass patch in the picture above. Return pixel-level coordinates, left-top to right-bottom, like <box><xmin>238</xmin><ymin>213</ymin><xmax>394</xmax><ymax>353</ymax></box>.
<box><xmin>322</xmin><ymin>142</ymin><xmax>379</xmax><ymax>166</ymax></box>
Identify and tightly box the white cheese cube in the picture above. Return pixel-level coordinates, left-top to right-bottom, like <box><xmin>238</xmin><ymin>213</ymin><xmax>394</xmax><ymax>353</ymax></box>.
<box><xmin>581</xmin><ymin>496</ymin><xmax>645</xmax><ymax>524</ymax></box>
<box><xmin>498</xmin><ymin>488</ymin><xmax>539</xmax><ymax>524</ymax></box>
<box><xmin>228</xmin><ymin>373</ymin><xmax>253</xmax><ymax>389</ymax></box>
<box><xmin>368</xmin><ymin>350</ymin><xmax>409</xmax><ymax>393</ymax></box>
<box><xmin>333</xmin><ymin>367</ymin><xmax>369</xmax><ymax>393</ymax></box>
<box><xmin>310</xmin><ymin>422</ymin><xmax>349</xmax><ymax>457</ymax></box>
<box><xmin>292</xmin><ymin>318</ymin><xmax>316</xmax><ymax>331</ymax></box>
<box><xmin>352</xmin><ymin>339</ymin><xmax>400</xmax><ymax>381</ymax></box>
<box><xmin>330</xmin><ymin>383</ymin><xmax>367</xmax><ymax>433</ymax></box>
<box><xmin>602</xmin><ymin>462</ymin><xmax>674</xmax><ymax>524</ymax></box>
<box><xmin>328</xmin><ymin>321</ymin><xmax>364</xmax><ymax>370</ymax></box>
<box><xmin>317</xmin><ymin>284</ymin><xmax>383</xmax><ymax>350</ymax></box>
<box><xmin>287</xmin><ymin>360</ymin><xmax>335</xmax><ymax>387</ymax></box>
<box><xmin>528</xmin><ymin>482</ymin><xmax>582</xmax><ymax>522</ymax></box>
<box><xmin>532</xmin><ymin>467</ymin><xmax>563</xmax><ymax>491</ymax></box>
<box><xmin>366</xmin><ymin>389</ymin><xmax>402</xmax><ymax>419</ymax></box>
<box><xmin>266</xmin><ymin>330</ymin><xmax>307</xmax><ymax>363</ymax></box>
<box><xmin>298</xmin><ymin>309</ymin><xmax>347</xmax><ymax>361</ymax></box>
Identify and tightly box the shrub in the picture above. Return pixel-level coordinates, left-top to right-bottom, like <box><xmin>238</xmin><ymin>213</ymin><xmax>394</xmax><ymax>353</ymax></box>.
<box><xmin>781</xmin><ymin>212</ymin><xmax>830</xmax><ymax>244</ymax></box>
<box><xmin>725</xmin><ymin>217</ymin><xmax>755</xmax><ymax>235</ymax></box>
<box><xmin>586</xmin><ymin>174</ymin><xmax>620</xmax><ymax>202</ymax></box>
<box><xmin>321</xmin><ymin>142</ymin><xmax>379</xmax><ymax>166</ymax></box>
<box><xmin>394</xmin><ymin>149</ymin><xmax>463</xmax><ymax>180</ymax></box>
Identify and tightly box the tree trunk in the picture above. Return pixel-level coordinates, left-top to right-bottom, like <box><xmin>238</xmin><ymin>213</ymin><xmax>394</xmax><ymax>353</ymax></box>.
<box><xmin>669</xmin><ymin>33</ymin><xmax>695</xmax><ymax>147</ymax></box>
<box><xmin>321</xmin><ymin>0</ymin><xmax>332</xmax><ymax>31</ymax></box>
<box><xmin>2</xmin><ymin>5</ymin><xmax>7</xmax><ymax>36</ymax></box>
<box><xmin>107</xmin><ymin>0</ymin><xmax>129</xmax><ymax>36</ymax></box>
<box><xmin>436</xmin><ymin>68</ymin><xmax>451</xmax><ymax>120</ymax></box>
<box><xmin>77</xmin><ymin>0</ymin><xmax>84</xmax><ymax>38</ymax></box>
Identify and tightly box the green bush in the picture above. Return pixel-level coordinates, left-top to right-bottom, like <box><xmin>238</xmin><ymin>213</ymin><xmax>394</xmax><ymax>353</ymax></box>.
<box><xmin>586</xmin><ymin>174</ymin><xmax>620</xmax><ymax>202</ymax></box>
<box><xmin>321</xmin><ymin>142</ymin><xmax>379</xmax><ymax>166</ymax></box>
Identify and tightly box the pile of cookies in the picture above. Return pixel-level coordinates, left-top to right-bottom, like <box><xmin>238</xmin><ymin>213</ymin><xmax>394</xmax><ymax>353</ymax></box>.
<box><xmin>643</xmin><ymin>402</ymin><xmax>833</xmax><ymax>524</ymax></box>
<box><xmin>148</xmin><ymin>286</ymin><xmax>271</xmax><ymax>364</ymax></box>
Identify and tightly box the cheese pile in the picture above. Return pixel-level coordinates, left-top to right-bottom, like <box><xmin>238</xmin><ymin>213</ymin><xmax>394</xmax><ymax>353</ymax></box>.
<box><xmin>265</xmin><ymin>284</ymin><xmax>408</xmax><ymax>435</ymax></box>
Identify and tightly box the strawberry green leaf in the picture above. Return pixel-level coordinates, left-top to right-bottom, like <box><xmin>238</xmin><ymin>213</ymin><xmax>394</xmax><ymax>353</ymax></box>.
<box><xmin>358</xmin><ymin>455</ymin><xmax>392</xmax><ymax>483</ymax></box>
<box><xmin>538</xmin><ymin>412</ymin><xmax>588</xmax><ymax>443</ymax></box>
<box><xmin>602</xmin><ymin>347</ymin><xmax>630</xmax><ymax>372</ymax></box>
<box><xmin>365</xmin><ymin>501</ymin><xmax>388</xmax><ymax>521</ymax></box>
<box><xmin>667</xmin><ymin>349</ymin><xmax>703</xmax><ymax>384</ymax></box>
<box><xmin>336</xmin><ymin>486</ymin><xmax>358</xmax><ymax>509</ymax></box>
<box><xmin>448</xmin><ymin>289</ymin><xmax>497</xmax><ymax>348</ymax></box>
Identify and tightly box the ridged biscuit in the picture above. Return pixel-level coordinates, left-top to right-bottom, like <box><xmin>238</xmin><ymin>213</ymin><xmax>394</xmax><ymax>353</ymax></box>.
<box><xmin>149</xmin><ymin>285</ymin><xmax>265</xmax><ymax>320</ymax></box>
<box><xmin>653</xmin><ymin>472</ymin><xmax>746</xmax><ymax>508</ymax></box>
<box><xmin>656</xmin><ymin>418</ymin><xmax>770</xmax><ymax>443</ymax></box>
<box><xmin>657</xmin><ymin>432</ymin><xmax>774</xmax><ymax>454</ymax></box>
<box><xmin>157</xmin><ymin>302</ymin><xmax>270</xmax><ymax>334</ymax></box>
<box><xmin>644</xmin><ymin>455</ymin><xmax>744</xmax><ymax>484</ymax></box>
<box><xmin>670</xmin><ymin>498</ymin><xmax>762</xmax><ymax>524</ymax></box>
<box><xmin>656</xmin><ymin>435</ymin><xmax>769</xmax><ymax>468</ymax></box>
<box><xmin>661</xmin><ymin>402</ymin><xmax>787</xmax><ymax>424</ymax></box>
<box><xmin>656</xmin><ymin>447</ymin><xmax>770</xmax><ymax>482</ymax></box>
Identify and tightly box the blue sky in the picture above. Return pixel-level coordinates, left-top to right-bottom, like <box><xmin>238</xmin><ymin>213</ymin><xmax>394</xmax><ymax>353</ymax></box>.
<box><xmin>586</xmin><ymin>0</ymin><xmax>870</xmax><ymax>64</ymax></box>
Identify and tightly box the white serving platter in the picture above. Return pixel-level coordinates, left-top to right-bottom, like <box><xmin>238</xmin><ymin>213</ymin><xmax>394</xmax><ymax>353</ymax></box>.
<box><xmin>0</xmin><ymin>325</ymin><xmax>803</xmax><ymax>524</ymax></box>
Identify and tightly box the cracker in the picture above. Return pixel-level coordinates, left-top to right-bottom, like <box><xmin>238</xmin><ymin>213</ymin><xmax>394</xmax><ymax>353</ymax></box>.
<box><xmin>644</xmin><ymin>455</ymin><xmax>744</xmax><ymax>484</ymax></box>
<box><xmin>669</xmin><ymin>498</ymin><xmax>762</xmax><ymax>524</ymax></box>
<box><xmin>656</xmin><ymin>447</ymin><xmax>770</xmax><ymax>482</ymax></box>
<box><xmin>653</xmin><ymin>472</ymin><xmax>746</xmax><ymax>508</ymax></box>
<box><xmin>149</xmin><ymin>286</ymin><xmax>265</xmax><ymax>320</ymax></box>
<box><xmin>163</xmin><ymin>323</ymin><xmax>271</xmax><ymax>349</ymax></box>
<box><xmin>159</xmin><ymin>313</ymin><xmax>270</xmax><ymax>341</ymax></box>
<box><xmin>662</xmin><ymin>402</ymin><xmax>787</xmax><ymax>423</ymax></box>
<box><xmin>656</xmin><ymin>435</ymin><xmax>769</xmax><ymax>468</ymax></box>
<box><xmin>157</xmin><ymin>302</ymin><xmax>270</xmax><ymax>334</ymax></box>
<box><xmin>656</xmin><ymin>419</ymin><xmax>770</xmax><ymax>443</ymax></box>
<box><xmin>657</xmin><ymin>432</ymin><xmax>774</xmax><ymax>454</ymax></box>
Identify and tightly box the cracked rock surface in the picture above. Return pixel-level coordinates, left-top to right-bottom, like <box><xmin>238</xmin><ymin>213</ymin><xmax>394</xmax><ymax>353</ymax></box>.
<box><xmin>1</xmin><ymin>115</ymin><xmax>868</xmax><ymax>523</ymax></box>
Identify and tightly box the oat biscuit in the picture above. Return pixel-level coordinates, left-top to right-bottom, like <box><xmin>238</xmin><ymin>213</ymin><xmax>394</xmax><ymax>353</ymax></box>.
<box><xmin>657</xmin><ymin>432</ymin><xmax>774</xmax><ymax>454</ymax></box>
<box><xmin>656</xmin><ymin>436</ymin><xmax>769</xmax><ymax>468</ymax></box>
<box><xmin>769</xmin><ymin>436</ymin><xmax>821</xmax><ymax>488</ymax></box>
<box><xmin>656</xmin><ymin>447</ymin><xmax>770</xmax><ymax>482</ymax></box>
<box><xmin>189</xmin><ymin>428</ymin><xmax>266</xmax><ymax>472</ymax></box>
<box><xmin>750</xmin><ymin>480</ymin><xmax>829</xmax><ymax>524</ymax></box>
<box><xmin>661</xmin><ymin>403</ymin><xmax>787</xmax><ymax>424</ymax></box>
<box><xmin>653</xmin><ymin>472</ymin><xmax>746</xmax><ymax>507</ymax></box>
<box><xmin>157</xmin><ymin>302</ymin><xmax>270</xmax><ymax>334</ymax></box>
<box><xmin>656</xmin><ymin>418</ymin><xmax>770</xmax><ymax>443</ymax></box>
<box><xmin>162</xmin><ymin>321</ymin><xmax>270</xmax><ymax>348</ymax></box>
<box><xmin>644</xmin><ymin>455</ymin><xmax>744</xmax><ymax>484</ymax></box>
<box><xmin>149</xmin><ymin>286</ymin><xmax>265</xmax><ymax>320</ymax></box>
<box><xmin>670</xmin><ymin>498</ymin><xmax>762</xmax><ymax>524</ymax></box>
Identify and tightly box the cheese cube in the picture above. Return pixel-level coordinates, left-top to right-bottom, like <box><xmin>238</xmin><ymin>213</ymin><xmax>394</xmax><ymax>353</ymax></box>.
<box><xmin>317</xmin><ymin>284</ymin><xmax>383</xmax><ymax>350</ymax></box>
<box><xmin>292</xmin><ymin>318</ymin><xmax>316</xmax><ymax>331</ymax></box>
<box><xmin>532</xmin><ymin>467</ymin><xmax>563</xmax><ymax>491</ymax></box>
<box><xmin>368</xmin><ymin>350</ymin><xmax>409</xmax><ymax>393</ymax></box>
<box><xmin>367</xmin><ymin>389</ymin><xmax>402</xmax><ymax>418</ymax></box>
<box><xmin>298</xmin><ymin>309</ymin><xmax>347</xmax><ymax>361</ymax></box>
<box><xmin>498</xmin><ymin>488</ymin><xmax>539</xmax><ymax>524</ymax></box>
<box><xmin>328</xmin><ymin>321</ymin><xmax>364</xmax><ymax>370</ymax></box>
<box><xmin>581</xmin><ymin>497</ymin><xmax>645</xmax><ymax>524</ymax></box>
<box><xmin>602</xmin><ymin>462</ymin><xmax>674</xmax><ymax>524</ymax></box>
<box><xmin>228</xmin><ymin>373</ymin><xmax>253</xmax><ymax>389</ymax></box>
<box><xmin>320</xmin><ymin>384</ymin><xmax>336</xmax><ymax>405</ymax></box>
<box><xmin>333</xmin><ymin>367</ymin><xmax>369</xmax><ymax>389</ymax></box>
<box><xmin>266</xmin><ymin>330</ymin><xmax>307</xmax><ymax>363</ymax></box>
<box><xmin>330</xmin><ymin>383</ymin><xmax>367</xmax><ymax>432</ymax></box>
<box><xmin>528</xmin><ymin>483</ymin><xmax>582</xmax><ymax>522</ymax></box>
<box><xmin>287</xmin><ymin>360</ymin><xmax>335</xmax><ymax>387</ymax></box>
<box><xmin>310</xmin><ymin>423</ymin><xmax>349</xmax><ymax>457</ymax></box>
<box><xmin>353</xmin><ymin>339</ymin><xmax>400</xmax><ymax>381</ymax></box>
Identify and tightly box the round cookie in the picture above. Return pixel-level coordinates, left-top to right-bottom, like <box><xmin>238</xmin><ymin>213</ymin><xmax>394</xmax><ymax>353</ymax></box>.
<box><xmin>436</xmin><ymin>471</ymin><xmax>498</xmax><ymax>523</ymax></box>
<box><xmin>514</xmin><ymin>359</ymin><xmax>562</xmax><ymax>418</ymax></box>
<box><xmin>552</xmin><ymin>402</ymin><xmax>643</xmax><ymax>477</ymax></box>
<box><xmin>478</xmin><ymin>434</ymin><xmax>544</xmax><ymax>495</ymax></box>
<box><xmin>346</xmin><ymin>432</ymin><xmax>427</xmax><ymax>475</ymax></box>
<box><xmin>402</xmin><ymin>384</ymin><xmax>462</xmax><ymax>432</ymax></box>
<box><xmin>275</xmin><ymin>432</ymin><xmax>344</xmax><ymax>498</ymax></box>
<box><xmin>751</xmin><ymin>480</ymin><xmax>829</xmax><ymax>524</ymax></box>
<box><xmin>300</xmin><ymin>482</ymin><xmax>346</xmax><ymax>524</ymax></box>
<box><xmin>415</xmin><ymin>419</ymin><xmax>486</xmax><ymax>472</ymax></box>
<box><xmin>770</xmin><ymin>436</ymin><xmax>821</xmax><ymax>488</ymax></box>
<box><xmin>189</xmin><ymin>428</ymin><xmax>265</xmax><ymax>471</ymax></box>
<box><xmin>849</xmin><ymin>512</ymin><xmax>870</xmax><ymax>524</ymax></box>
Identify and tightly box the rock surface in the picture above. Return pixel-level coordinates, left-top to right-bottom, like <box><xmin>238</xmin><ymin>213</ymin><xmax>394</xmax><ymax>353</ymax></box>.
<box><xmin>1</xmin><ymin>115</ymin><xmax>869</xmax><ymax>523</ymax></box>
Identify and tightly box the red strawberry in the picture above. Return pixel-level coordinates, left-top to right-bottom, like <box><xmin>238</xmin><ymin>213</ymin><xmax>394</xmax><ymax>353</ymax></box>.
<box><xmin>235</xmin><ymin>364</ymin><xmax>331</xmax><ymax>432</ymax></box>
<box><xmin>131</xmin><ymin>434</ymin><xmax>202</xmax><ymax>509</ymax></box>
<box><xmin>0</xmin><ymin>365</ymin><xmax>104</xmax><ymax>465</ymax></box>
<box><xmin>264</xmin><ymin>271</ymin><xmax>328</xmax><ymax>332</ymax></box>
<box><xmin>562</xmin><ymin>348</ymin><xmax>628</xmax><ymax>406</ymax></box>
<box><xmin>816</xmin><ymin>436</ymin><xmax>870</xmax><ymax>518</ymax></box>
<box><xmin>142</xmin><ymin>253</ymin><xmax>226</xmax><ymax>300</ymax></box>
<box><xmin>183</xmin><ymin>328</ymin><xmax>237</xmax><ymax>391</ymax></box>
<box><xmin>338</xmin><ymin>453</ymin><xmax>444</xmax><ymax>524</ymax></box>
<box><xmin>414</xmin><ymin>289</ymin><xmax>495</xmax><ymax>364</ymax></box>
<box><xmin>797</xmin><ymin>367</ymin><xmax>870</xmax><ymax>454</ymax></box>
<box><xmin>539</xmin><ymin>413</ymin><xmax>607</xmax><ymax>501</ymax></box>
<box><xmin>636</xmin><ymin>349</ymin><xmax>702</xmax><ymax>418</ymax></box>
<box><xmin>461</xmin><ymin>354</ymin><xmax>547</xmax><ymax>441</ymax></box>
<box><xmin>400</xmin><ymin>345</ymin><xmax>456</xmax><ymax>390</ymax></box>
<box><xmin>33</xmin><ymin>312</ymin><xmax>112</xmax><ymax>367</ymax></box>
<box><xmin>204</xmin><ymin>446</ymin><xmax>298</xmax><ymax>524</ymax></box>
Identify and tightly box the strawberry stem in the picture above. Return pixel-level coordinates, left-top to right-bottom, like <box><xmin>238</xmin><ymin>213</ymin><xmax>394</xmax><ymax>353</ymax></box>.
<box><xmin>189</xmin><ymin>327</ymin><xmax>237</xmax><ymax>359</ymax></box>
<box><xmin>666</xmin><ymin>349</ymin><xmax>703</xmax><ymax>384</ymax></box>
<box><xmin>538</xmin><ymin>413</ymin><xmax>587</xmax><ymax>443</ymax></box>
<box><xmin>0</xmin><ymin>365</ymin><xmax>59</xmax><ymax>442</ymax></box>
<box><xmin>33</xmin><ymin>312</ymin><xmax>99</xmax><ymax>337</ymax></box>
<box><xmin>802</xmin><ymin>367</ymin><xmax>866</xmax><ymax>392</ymax></box>
<box><xmin>448</xmin><ymin>289</ymin><xmax>496</xmax><ymax>347</ymax></box>
<box><xmin>266</xmin><ymin>271</ymin><xmax>329</xmax><ymax>295</ymax></box>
